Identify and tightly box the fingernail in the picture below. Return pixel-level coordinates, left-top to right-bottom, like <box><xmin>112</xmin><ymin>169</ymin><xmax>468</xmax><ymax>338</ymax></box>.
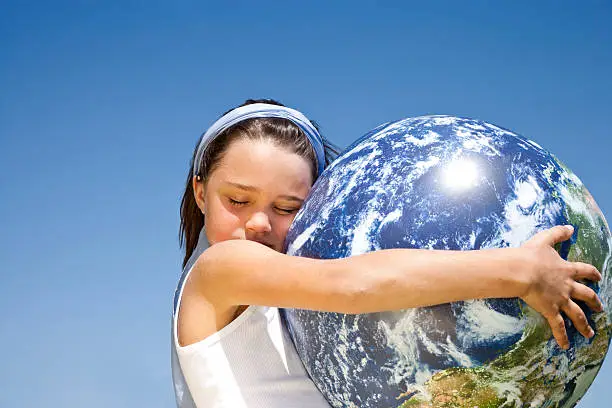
<box><xmin>565</xmin><ymin>225</ymin><xmax>574</xmax><ymax>234</ymax></box>
<box><xmin>588</xmin><ymin>328</ymin><xmax>595</xmax><ymax>338</ymax></box>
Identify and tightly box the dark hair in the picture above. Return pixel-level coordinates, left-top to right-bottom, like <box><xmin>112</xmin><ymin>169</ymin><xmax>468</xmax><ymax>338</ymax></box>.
<box><xmin>179</xmin><ymin>98</ymin><xmax>340</xmax><ymax>267</ymax></box>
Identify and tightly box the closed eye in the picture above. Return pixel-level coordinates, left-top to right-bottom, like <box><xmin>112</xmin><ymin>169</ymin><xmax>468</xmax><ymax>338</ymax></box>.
<box><xmin>229</xmin><ymin>198</ymin><xmax>248</xmax><ymax>207</ymax></box>
<box><xmin>275</xmin><ymin>207</ymin><xmax>299</xmax><ymax>215</ymax></box>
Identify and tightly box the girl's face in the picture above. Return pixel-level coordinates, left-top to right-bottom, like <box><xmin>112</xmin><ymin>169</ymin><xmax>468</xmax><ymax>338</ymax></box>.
<box><xmin>194</xmin><ymin>139</ymin><xmax>314</xmax><ymax>252</ymax></box>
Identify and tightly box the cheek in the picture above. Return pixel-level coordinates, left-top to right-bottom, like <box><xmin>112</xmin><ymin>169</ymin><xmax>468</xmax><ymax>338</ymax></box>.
<box><xmin>275</xmin><ymin>215</ymin><xmax>298</xmax><ymax>240</ymax></box>
<box><xmin>204</xmin><ymin>200</ymin><xmax>242</xmax><ymax>243</ymax></box>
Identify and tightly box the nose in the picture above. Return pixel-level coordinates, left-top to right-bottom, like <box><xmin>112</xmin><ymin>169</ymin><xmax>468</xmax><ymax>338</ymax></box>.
<box><xmin>245</xmin><ymin>211</ymin><xmax>272</xmax><ymax>234</ymax></box>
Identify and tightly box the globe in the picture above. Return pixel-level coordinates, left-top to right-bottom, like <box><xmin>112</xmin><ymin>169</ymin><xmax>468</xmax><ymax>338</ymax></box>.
<box><xmin>281</xmin><ymin>116</ymin><xmax>611</xmax><ymax>408</ymax></box>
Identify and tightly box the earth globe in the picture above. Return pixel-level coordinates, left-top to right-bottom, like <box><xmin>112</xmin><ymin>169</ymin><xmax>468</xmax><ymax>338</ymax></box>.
<box><xmin>281</xmin><ymin>116</ymin><xmax>611</xmax><ymax>408</ymax></box>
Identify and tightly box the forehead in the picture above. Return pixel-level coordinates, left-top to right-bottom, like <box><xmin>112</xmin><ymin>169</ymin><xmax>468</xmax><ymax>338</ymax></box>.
<box><xmin>211</xmin><ymin>139</ymin><xmax>314</xmax><ymax>194</ymax></box>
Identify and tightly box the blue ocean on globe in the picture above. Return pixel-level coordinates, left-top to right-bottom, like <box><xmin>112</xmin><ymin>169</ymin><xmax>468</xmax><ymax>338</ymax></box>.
<box><xmin>281</xmin><ymin>116</ymin><xmax>612</xmax><ymax>408</ymax></box>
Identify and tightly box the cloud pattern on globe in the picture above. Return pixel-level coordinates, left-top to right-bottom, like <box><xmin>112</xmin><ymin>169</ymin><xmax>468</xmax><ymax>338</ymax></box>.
<box><xmin>281</xmin><ymin>116</ymin><xmax>612</xmax><ymax>408</ymax></box>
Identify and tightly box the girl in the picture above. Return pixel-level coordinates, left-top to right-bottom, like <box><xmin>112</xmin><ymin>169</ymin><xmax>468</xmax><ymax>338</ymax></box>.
<box><xmin>171</xmin><ymin>99</ymin><xmax>602</xmax><ymax>408</ymax></box>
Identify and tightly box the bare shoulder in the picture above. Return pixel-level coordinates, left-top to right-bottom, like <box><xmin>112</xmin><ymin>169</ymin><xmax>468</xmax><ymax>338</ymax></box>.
<box><xmin>192</xmin><ymin>240</ymin><xmax>282</xmax><ymax>290</ymax></box>
<box><xmin>177</xmin><ymin>260</ymin><xmax>239</xmax><ymax>347</ymax></box>
<box><xmin>199</xmin><ymin>239</ymin><xmax>278</xmax><ymax>263</ymax></box>
<box><xmin>176</xmin><ymin>240</ymin><xmax>286</xmax><ymax>346</ymax></box>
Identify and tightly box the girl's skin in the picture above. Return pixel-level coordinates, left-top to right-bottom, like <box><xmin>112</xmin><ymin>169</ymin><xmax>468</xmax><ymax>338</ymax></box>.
<box><xmin>178</xmin><ymin>138</ymin><xmax>603</xmax><ymax>352</ymax></box>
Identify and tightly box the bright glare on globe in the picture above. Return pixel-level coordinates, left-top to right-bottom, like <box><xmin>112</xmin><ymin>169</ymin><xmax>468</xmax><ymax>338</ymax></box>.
<box><xmin>443</xmin><ymin>158</ymin><xmax>479</xmax><ymax>191</ymax></box>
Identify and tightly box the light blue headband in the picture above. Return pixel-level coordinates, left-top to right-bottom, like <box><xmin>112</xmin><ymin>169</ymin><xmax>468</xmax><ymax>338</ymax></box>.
<box><xmin>193</xmin><ymin>103</ymin><xmax>326</xmax><ymax>177</ymax></box>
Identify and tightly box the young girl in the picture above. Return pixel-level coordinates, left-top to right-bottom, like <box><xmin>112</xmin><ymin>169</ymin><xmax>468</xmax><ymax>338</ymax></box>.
<box><xmin>171</xmin><ymin>99</ymin><xmax>603</xmax><ymax>408</ymax></box>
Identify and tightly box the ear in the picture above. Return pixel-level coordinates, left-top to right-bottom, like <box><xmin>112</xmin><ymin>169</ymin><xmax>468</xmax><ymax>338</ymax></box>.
<box><xmin>192</xmin><ymin>176</ymin><xmax>206</xmax><ymax>214</ymax></box>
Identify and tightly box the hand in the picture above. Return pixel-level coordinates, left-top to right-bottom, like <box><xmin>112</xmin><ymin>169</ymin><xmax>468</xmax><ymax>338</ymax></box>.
<box><xmin>519</xmin><ymin>225</ymin><xmax>603</xmax><ymax>350</ymax></box>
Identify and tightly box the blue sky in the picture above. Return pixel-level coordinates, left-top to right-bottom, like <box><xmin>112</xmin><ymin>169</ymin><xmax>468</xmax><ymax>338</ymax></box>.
<box><xmin>0</xmin><ymin>1</ymin><xmax>610</xmax><ymax>407</ymax></box>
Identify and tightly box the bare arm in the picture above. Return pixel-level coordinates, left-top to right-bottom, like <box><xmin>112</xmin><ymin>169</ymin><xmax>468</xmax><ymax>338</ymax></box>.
<box><xmin>199</xmin><ymin>240</ymin><xmax>525</xmax><ymax>312</ymax></box>
<box><xmin>192</xmin><ymin>225</ymin><xmax>602</xmax><ymax>348</ymax></box>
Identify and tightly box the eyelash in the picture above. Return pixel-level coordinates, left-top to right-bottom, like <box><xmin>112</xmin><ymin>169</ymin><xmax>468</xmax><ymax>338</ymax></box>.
<box><xmin>228</xmin><ymin>198</ymin><xmax>297</xmax><ymax>215</ymax></box>
<box><xmin>276</xmin><ymin>208</ymin><xmax>296</xmax><ymax>215</ymax></box>
<box><xmin>229</xmin><ymin>198</ymin><xmax>248</xmax><ymax>207</ymax></box>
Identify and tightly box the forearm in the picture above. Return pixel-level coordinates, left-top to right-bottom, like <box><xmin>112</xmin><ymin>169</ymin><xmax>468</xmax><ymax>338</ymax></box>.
<box><xmin>328</xmin><ymin>247</ymin><xmax>530</xmax><ymax>313</ymax></box>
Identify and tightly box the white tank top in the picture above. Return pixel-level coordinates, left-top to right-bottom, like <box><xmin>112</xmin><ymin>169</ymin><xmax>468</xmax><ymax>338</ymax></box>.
<box><xmin>171</xmin><ymin>229</ymin><xmax>330</xmax><ymax>408</ymax></box>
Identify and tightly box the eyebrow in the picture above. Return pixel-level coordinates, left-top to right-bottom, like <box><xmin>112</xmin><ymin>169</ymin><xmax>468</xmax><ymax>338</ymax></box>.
<box><xmin>225</xmin><ymin>182</ymin><xmax>305</xmax><ymax>202</ymax></box>
<box><xmin>278</xmin><ymin>196</ymin><xmax>305</xmax><ymax>203</ymax></box>
<box><xmin>226</xmin><ymin>182</ymin><xmax>258</xmax><ymax>192</ymax></box>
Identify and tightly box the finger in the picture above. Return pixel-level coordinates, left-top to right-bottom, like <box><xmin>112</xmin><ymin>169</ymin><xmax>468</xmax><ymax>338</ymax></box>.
<box><xmin>562</xmin><ymin>300</ymin><xmax>594</xmax><ymax>339</ymax></box>
<box><xmin>545</xmin><ymin>225</ymin><xmax>574</xmax><ymax>246</ymax></box>
<box><xmin>530</xmin><ymin>225</ymin><xmax>574</xmax><ymax>247</ymax></box>
<box><xmin>571</xmin><ymin>262</ymin><xmax>602</xmax><ymax>282</ymax></box>
<box><xmin>547</xmin><ymin>314</ymin><xmax>569</xmax><ymax>350</ymax></box>
<box><xmin>571</xmin><ymin>282</ymin><xmax>604</xmax><ymax>312</ymax></box>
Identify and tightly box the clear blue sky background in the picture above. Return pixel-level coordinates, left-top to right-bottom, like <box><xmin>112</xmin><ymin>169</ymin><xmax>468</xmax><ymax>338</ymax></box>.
<box><xmin>1</xmin><ymin>1</ymin><xmax>610</xmax><ymax>407</ymax></box>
